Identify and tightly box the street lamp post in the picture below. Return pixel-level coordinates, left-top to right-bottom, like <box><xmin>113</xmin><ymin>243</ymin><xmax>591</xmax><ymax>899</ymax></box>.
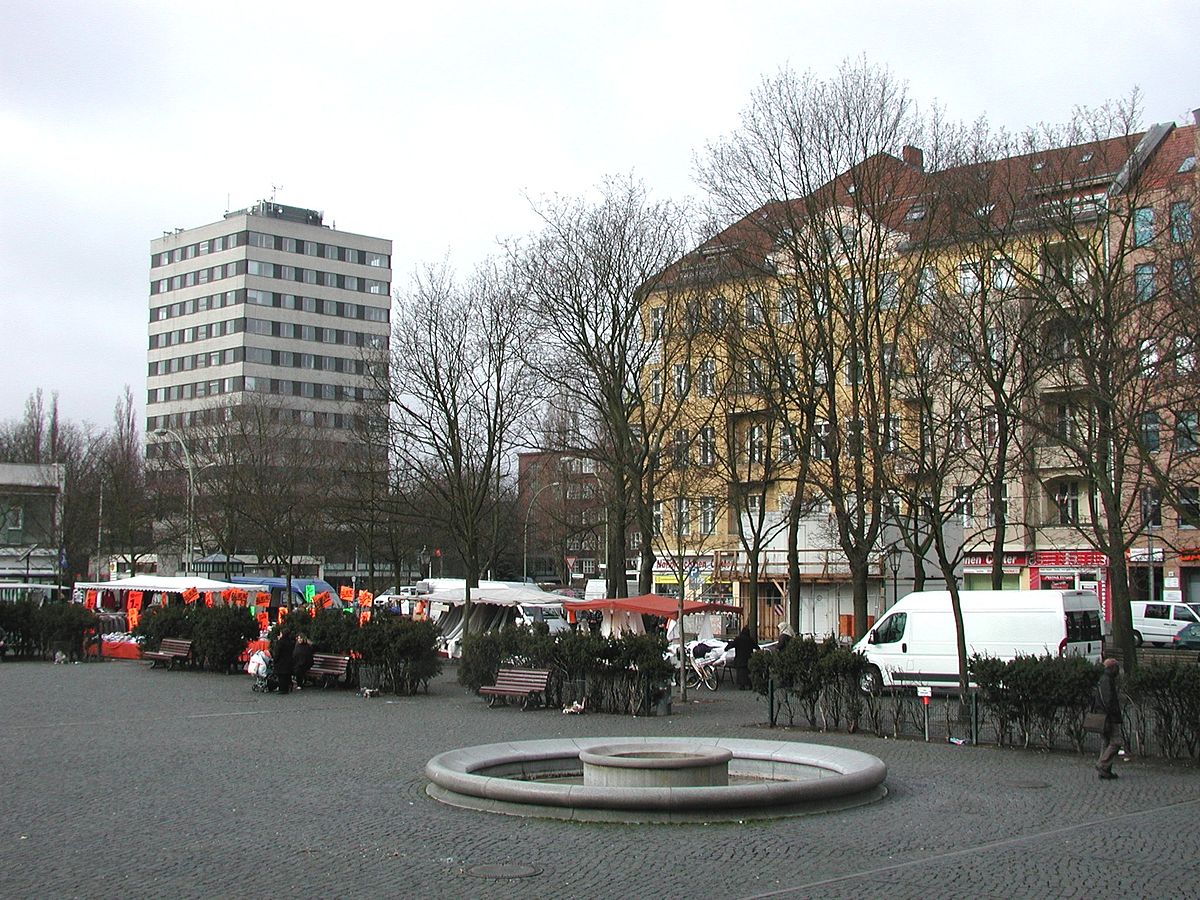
<box><xmin>523</xmin><ymin>481</ymin><xmax>564</xmax><ymax>583</ymax></box>
<box><xmin>154</xmin><ymin>428</ymin><xmax>195</xmax><ymax>576</ymax></box>
<box><xmin>887</xmin><ymin>544</ymin><xmax>901</xmax><ymax>607</ymax></box>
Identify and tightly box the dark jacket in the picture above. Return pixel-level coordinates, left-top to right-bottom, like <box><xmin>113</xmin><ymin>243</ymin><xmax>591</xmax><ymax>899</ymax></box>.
<box><xmin>1097</xmin><ymin>668</ymin><xmax>1122</xmax><ymax>725</ymax></box>
<box><xmin>274</xmin><ymin>632</ymin><xmax>296</xmax><ymax>676</ymax></box>
<box><xmin>727</xmin><ymin>627</ymin><xmax>758</xmax><ymax>667</ymax></box>
<box><xmin>293</xmin><ymin>641</ymin><xmax>314</xmax><ymax>675</ymax></box>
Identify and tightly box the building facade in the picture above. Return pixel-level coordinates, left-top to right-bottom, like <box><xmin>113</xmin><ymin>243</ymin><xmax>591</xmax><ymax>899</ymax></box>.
<box><xmin>643</xmin><ymin>110</ymin><xmax>1198</xmax><ymax>639</ymax></box>
<box><xmin>0</xmin><ymin>462</ymin><xmax>65</xmax><ymax>583</ymax></box>
<box><xmin>147</xmin><ymin>201</ymin><xmax>392</xmax><ymax>455</ymax></box>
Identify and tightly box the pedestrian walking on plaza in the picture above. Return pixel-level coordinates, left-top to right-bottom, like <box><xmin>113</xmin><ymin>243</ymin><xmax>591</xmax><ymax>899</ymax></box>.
<box><xmin>1095</xmin><ymin>655</ymin><xmax>1123</xmax><ymax>780</ymax></box>
<box><xmin>274</xmin><ymin>629</ymin><xmax>296</xmax><ymax>695</ymax></box>
<box><xmin>727</xmin><ymin>626</ymin><xmax>758</xmax><ymax>690</ymax></box>
<box><xmin>776</xmin><ymin>622</ymin><xmax>794</xmax><ymax>653</ymax></box>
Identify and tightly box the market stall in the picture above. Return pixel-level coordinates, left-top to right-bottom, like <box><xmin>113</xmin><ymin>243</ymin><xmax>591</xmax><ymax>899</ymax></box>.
<box><xmin>73</xmin><ymin>575</ymin><xmax>271</xmax><ymax>659</ymax></box>
<box><xmin>562</xmin><ymin>593</ymin><xmax>740</xmax><ymax>638</ymax></box>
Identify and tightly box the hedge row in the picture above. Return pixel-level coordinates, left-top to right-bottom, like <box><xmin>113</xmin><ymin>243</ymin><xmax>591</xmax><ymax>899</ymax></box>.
<box><xmin>0</xmin><ymin>600</ymin><xmax>97</xmax><ymax>661</ymax></box>
<box><xmin>459</xmin><ymin>625</ymin><xmax>674</xmax><ymax>715</ymax></box>
<box><xmin>133</xmin><ymin>605</ymin><xmax>442</xmax><ymax>694</ymax></box>
<box><xmin>753</xmin><ymin>642</ymin><xmax>1200</xmax><ymax>761</ymax></box>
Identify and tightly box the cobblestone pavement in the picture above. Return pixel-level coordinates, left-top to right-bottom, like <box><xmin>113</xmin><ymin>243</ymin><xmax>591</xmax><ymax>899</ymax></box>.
<box><xmin>2</xmin><ymin>659</ymin><xmax>1198</xmax><ymax>899</ymax></box>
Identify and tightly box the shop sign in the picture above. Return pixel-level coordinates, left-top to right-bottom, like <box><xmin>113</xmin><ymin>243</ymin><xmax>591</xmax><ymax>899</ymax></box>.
<box><xmin>1032</xmin><ymin>550</ymin><xmax>1108</xmax><ymax>567</ymax></box>
<box><xmin>964</xmin><ymin>552</ymin><xmax>1028</xmax><ymax>568</ymax></box>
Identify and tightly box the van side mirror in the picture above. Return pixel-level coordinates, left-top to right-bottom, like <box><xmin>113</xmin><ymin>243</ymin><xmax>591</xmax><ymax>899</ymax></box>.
<box><xmin>868</xmin><ymin>632</ymin><xmax>878</xmax><ymax>645</ymax></box>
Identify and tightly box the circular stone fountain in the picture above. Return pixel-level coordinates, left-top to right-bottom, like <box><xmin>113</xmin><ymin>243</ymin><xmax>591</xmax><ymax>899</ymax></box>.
<box><xmin>425</xmin><ymin>737</ymin><xmax>886</xmax><ymax>823</ymax></box>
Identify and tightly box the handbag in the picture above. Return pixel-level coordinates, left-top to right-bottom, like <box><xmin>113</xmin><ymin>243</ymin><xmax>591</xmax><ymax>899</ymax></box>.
<box><xmin>1083</xmin><ymin>711</ymin><xmax>1107</xmax><ymax>733</ymax></box>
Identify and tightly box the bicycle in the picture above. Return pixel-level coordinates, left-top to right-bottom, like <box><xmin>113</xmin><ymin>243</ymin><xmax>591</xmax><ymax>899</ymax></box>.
<box><xmin>685</xmin><ymin>652</ymin><xmax>719</xmax><ymax>691</ymax></box>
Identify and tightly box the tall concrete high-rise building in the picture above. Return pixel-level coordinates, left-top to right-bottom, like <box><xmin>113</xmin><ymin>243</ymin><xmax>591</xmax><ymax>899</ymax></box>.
<box><xmin>146</xmin><ymin>201</ymin><xmax>392</xmax><ymax>458</ymax></box>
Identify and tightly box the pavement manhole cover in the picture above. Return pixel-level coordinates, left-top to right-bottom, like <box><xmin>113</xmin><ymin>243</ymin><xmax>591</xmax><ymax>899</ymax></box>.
<box><xmin>1005</xmin><ymin>779</ymin><xmax>1050</xmax><ymax>789</ymax></box>
<box><xmin>465</xmin><ymin>863</ymin><xmax>542</xmax><ymax>879</ymax></box>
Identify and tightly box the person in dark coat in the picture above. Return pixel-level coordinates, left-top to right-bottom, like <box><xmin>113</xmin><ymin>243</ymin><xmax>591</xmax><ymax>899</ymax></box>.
<box><xmin>1096</xmin><ymin>655</ymin><xmax>1123</xmax><ymax>779</ymax></box>
<box><xmin>273</xmin><ymin>629</ymin><xmax>296</xmax><ymax>695</ymax></box>
<box><xmin>727</xmin><ymin>626</ymin><xmax>758</xmax><ymax>690</ymax></box>
<box><xmin>292</xmin><ymin>635</ymin><xmax>315</xmax><ymax>690</ymax></box>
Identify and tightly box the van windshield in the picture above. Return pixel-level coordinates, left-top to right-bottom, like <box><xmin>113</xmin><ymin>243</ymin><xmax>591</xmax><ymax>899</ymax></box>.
<box><xmin>874</xmin><ymin>612</ymin><xmax>907</xmax><ymax>644</ymax></box>
<box><xmin>1065</xmin><ymin>609</ymin><xmax>1102</xmax><ymax>642</ymax></box>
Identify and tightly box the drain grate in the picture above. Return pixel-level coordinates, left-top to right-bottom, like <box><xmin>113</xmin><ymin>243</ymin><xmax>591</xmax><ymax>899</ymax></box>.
<box><xmin>465</xmin><ymin>863</ymin><xmax>543</xmax><ymax>879</ymax></box>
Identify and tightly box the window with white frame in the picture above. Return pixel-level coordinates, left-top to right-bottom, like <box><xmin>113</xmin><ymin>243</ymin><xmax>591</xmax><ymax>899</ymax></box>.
<box><xmin>1179</xmin><ymin>486</ymin><xmax>1200</xmax><ymax>529</ymax></box>
<box><xmin>1177</xmin><ymin>411</ymin><xmax>1199</xmax><ymax>453</ymax></box>
<box><xmin>674</xmin><ymin>497</ymin><xmax>691</xmax><ymax>536</ymax></box>
<box><xmin>878</xmin><ymin>271</ymin><xmax>899</xmax><ymax>309</ymax></box>
<box><xmin>918</xmin><ymin>267</ymin><xmax>938</xmax><ymax>304</ymax></box>
<box><xmin>748</xmin><ymin>424</ymin><xmax>766</xmax><ymax>464</ymax></box>
<box><xmin>778</xmin><ymin>429</ymin><xmax>795</xmax><ymax>462</ymax></box>
<box><xmin>958</xmin><ymin>261</ymin><xmax>981</xmax><ymax>296</ymax></box>
<box><xmin>813</xmin><ymin>421</ymin><xmax>832</xmax><ymax>461</ymax></box>
<box><xmin>672</xmin><ymin>428</ymin><xmax>689</xmax><ymax>468</ymax></box>
<box><xmin>1140</xmin><ymin>339</ymin><xmax>1159</xmax><ymax>375</ymax></box>
<box><xmin>746</xmin><ymin>493</ymin><xmax>762</xmax><ymax>518</ymax></box>
<box><xmin>991</xmin><ymin>259</ymin><xmax>1015</xmax><ymax>291</ymax></box>
<box><xmin>650</xmin><ymin>307</ymin><xmax>664</xmax><ymax>340</ymax></box>
<box><xmin>986</xmin><ymin>483</ymin><xmax>1008</xmax><ymax>528</ymax></box>
<box><xmin>882</xmin><ymin>414</ymin><xmax>900</xmax><ymax>453</ymax></box>
<box><xmin>699</xmin><ymin>426</ymin><xmax>716</xmax><ymax>465</ymax></box>
<box><xmin>673</xmin><ymin>364</ymin><xmax>689</xmax><ymax>399</ymax></box>
<box><xmin>1055</xmin><ymin>480</ymin><xmax>1080</xmax><ymax>525</ymax></box>
<box><xmin>745</xmin><ymin>292</ymin><xmax>764</xmax><ymax>326</ymax></box>
<box><xmin>700</xmin><ymin>497</ymin><xmax>716</xmax><ymax>535</ymax></box>
<box><xmin>698</xmin><ymin>358</ymin><xmax>716</xmax><ymax>397</ymax></box>
<box><xmin>843</xmin><ymin>354</ymin><xmax>863</xmax><ymax>385</ymax></box>
<box><xmin>778</xmin><ymin>287</ymin><xmax>798</xmax><ymax>323</ymax></box>
<box><xmin>954</xmin><ymin>486</ymin><xmax>973</xmax><ymax>526</ymax></box>
<box><xmin>814</xmin><ymin>358</ymin><xmax>829</xmax><ymax>386</ymax></box>
<box><xmin>1177</xmin><ymin>336</ymin><xmax>1196</xmax><ymax>374</ymax></box>
<box><xmin>651</xmin><ymin>370</ymin><xmax>662</xmax><ymax>405</ymax></box>
<box><xmin>653</xmin><ymin>501</ymin><xmax>663</xmax><ymax>533</ymax></box>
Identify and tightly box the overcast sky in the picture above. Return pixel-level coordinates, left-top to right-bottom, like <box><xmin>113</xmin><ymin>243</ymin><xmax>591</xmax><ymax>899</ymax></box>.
<box><xmin>1</xmin><ymin>0</ymin><xmax>1196</xmax><ymax>428</ymax></box>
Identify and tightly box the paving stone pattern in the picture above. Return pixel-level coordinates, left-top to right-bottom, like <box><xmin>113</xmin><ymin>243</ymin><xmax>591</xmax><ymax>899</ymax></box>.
<box><xmin>2</xmin><ymin>660</ymin><xmax>1197</xmax><ymax>899</ymax></box>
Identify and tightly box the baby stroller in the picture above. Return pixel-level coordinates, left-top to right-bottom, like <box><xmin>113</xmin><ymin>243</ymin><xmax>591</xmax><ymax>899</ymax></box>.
<box><xmin>247</xmin><ymin>648</ymin><xmax>275</xmax><ymax>692</ymax></box>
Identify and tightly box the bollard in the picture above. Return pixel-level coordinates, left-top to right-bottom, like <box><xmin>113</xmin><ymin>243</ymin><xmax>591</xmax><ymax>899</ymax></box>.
<box><xmin>768</xmin><ymin>675</ymin><xmax>776</xmax><ymax>728</ymax></box>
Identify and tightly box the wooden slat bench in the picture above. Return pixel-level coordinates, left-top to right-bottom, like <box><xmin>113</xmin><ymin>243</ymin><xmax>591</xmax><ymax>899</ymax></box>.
<box><xmin>478</xmin><ymin>667</ymin><xmax>551</xmax><ymax>710</ymax></box>
<box><xmin>144</xmin><ymin>638</ymin><xmax>193</xmax><ymax>670</ymax></box>
<box><xmin>305</xmin><ymin>653</ymin><xmax>351</xmax><ymax>688</ymax></box>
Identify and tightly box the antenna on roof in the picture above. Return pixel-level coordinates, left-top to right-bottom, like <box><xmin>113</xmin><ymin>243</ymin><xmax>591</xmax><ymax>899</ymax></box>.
<box><xmin>270</xmin><ymin>184</ymin><xmax>283</xmax><ymax>203</ymax></box>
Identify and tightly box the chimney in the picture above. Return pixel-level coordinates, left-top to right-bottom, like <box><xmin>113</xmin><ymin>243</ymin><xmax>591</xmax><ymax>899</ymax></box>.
<box><xmin>902</xmin><ymin>145</ymin><xmax>924</xmax><ymax>171</ymax></box>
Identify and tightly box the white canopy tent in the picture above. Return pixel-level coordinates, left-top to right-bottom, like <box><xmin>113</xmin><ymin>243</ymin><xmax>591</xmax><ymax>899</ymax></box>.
<box><xmin>420</xmin><ymin>584</ymin><xmax>567</xmax><ymax>657</ymax></box>
<box><xmin>74</xmin><ymin>575</ymin><xmax>271</xmax><ymax>601</ymax></box>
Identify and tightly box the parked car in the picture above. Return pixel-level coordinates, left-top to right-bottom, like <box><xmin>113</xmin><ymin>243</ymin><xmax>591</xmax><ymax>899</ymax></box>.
<box><xmin>1171</xmin><ymin>622</ymin><xmax>1200</xmax><ymax>650</ymax></box>
<box><xmin>1130</xmin><ymin>600</ymin><xmax>1200</xmax><ymax>647</ymax></box>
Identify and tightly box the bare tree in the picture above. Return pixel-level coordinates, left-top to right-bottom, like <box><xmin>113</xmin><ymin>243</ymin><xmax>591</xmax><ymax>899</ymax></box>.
<box><xmin>516</xmin><ymin>175</ymin><xmax>697</xmax><ymax>598</ymax></box>
<box><xmin>696</xmin><ymin>59</ymin><xmax>931</xmax><ymax>638</ymax></box>
<box><xmin>384</xmin><ymin>259</ymin><xmax>537</xmax><ymax>635</ymax></box>
<box><xmin>997</xmin><ymin>96</ymin><xmax>1182</xmax><ymax>666</ymax></box>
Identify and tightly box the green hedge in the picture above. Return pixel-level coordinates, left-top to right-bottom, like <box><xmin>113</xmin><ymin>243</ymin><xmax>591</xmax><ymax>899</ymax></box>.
<box><xmin>134</xmin><ymin>604</ymin><xmax>259</xmax><ymax>672</ymax></box>
<box><xmin>459</xmin><ymin>626</ymin><xmax>673</xmax><ymax>715</ymax></box>
<box><xmin>351</xmin><ymin>616</ymin><xmax>442</xmax><ymax>695</ymax></box>
<box><xmin>969</xmin><ymin>654</ymin><xmax>1099</xmax><ymax>750</ymax></box>
<box><xmin>0</xmin><ymin>600</ymin><xmax>97</xmax><ymax>660</ymax></box>
<box><xmin>1127</xmin><ymin>663</ymin><xmax>1200</xmax><ymax>759</ymax></box>
<box><xmin>750</xmin><ymin>637</ymin><xmax>867</xmax><ymax>732</ymax></box>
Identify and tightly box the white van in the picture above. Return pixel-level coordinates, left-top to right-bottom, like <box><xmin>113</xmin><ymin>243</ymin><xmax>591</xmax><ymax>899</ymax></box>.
<box><xmin>853</xmin><ymin>590</ymin><xmax>1104</xmax><ymax>692</ymax></box>
<box><xmin>1131</xmin><ymin>600</ymin><xmax>1200</xmax><ymax>646</ymax></box>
